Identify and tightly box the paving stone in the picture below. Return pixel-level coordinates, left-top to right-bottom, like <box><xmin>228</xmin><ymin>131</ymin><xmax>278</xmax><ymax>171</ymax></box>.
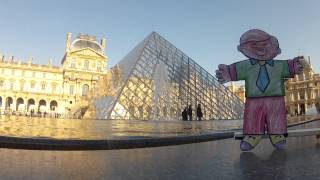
<box><xmin>0</xmin><ymin>128</ymin><xmax>319</xmax><ymax>179</ymax></box>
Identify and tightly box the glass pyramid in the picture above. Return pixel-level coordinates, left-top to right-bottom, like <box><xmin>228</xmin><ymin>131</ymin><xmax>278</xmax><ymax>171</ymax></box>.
<box><xmin>95</xmin><ymin>32</ymin><xmax>244</xmax><ymax>120</ymax></box>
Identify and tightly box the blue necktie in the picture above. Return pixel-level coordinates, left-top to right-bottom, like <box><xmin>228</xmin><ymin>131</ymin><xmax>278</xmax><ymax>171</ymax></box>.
<box><xmin>256</xmin><ymin>64</ymin><xmax>270</xmax><ymax>92</ymax></box>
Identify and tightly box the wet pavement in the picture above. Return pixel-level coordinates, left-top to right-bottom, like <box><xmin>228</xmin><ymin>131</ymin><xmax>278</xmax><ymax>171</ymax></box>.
<box><xmin>0</xmin><ymin>121</ymin><xmax>319</xmax><ymax>180</ymax></box>
<box><xmin>0</xmin><ymin>115</ymin><xmax>318</xmax><ymax>140</ymax></box>
<box><xmin>0</xmin><ymin>115</ymin><xmax>243</xmax><ymax>140</ymax></box>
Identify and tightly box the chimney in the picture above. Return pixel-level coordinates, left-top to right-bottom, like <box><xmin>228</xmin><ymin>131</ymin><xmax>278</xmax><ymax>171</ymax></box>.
<box><xmin>66</xmin><ymin>32</ymin><xmax>72</xmax><ymax>52</ymax></box>
<box><xmin>101</xmin><ymin>38</ymin><xmax>106</xmax><ymax>51</ymax></box>
<box><xmin>28</xmin><ymin>56</ymin><xmax>33</xmax><ymax>66</ymax></box>
<box><xmin>48</xmin><ymin>59</ymin><xmax>53</xmax><ymax>66</ymax></box>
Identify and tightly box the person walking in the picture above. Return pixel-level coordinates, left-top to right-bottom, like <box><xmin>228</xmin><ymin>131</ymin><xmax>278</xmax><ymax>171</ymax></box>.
<box><xmin>196</xmin><ymin>104</ymin><xmax>203</xmax><ymax>121</ymax></box>
<box><xmin>187</xmin><ymin>105</ymin><xmax>192</xmax><ymax>121</ymax></box>
<box><xmin>182</xmin><ymin>107</ymin><xmax>188</xmax><ymax>121</ymax></box>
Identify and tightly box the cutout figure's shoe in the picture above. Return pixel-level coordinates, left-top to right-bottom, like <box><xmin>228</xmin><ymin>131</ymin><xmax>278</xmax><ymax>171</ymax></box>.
<box><xmin>240</xmin><ymin>135</ymin><xmax>262</xmax><ymax>151</ymax></box>
<box><xmin>269</xmin><ymin>135</ymin><xmax>286</xmax><ymax>149</ymax></box>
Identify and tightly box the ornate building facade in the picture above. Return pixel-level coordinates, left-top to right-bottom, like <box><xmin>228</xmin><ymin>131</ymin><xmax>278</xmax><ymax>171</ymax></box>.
<box><xmin>285</xmin><ymin>57</ymin><xmax>320</xmax><ymax>116</ymax></box>
<box><xmin>0</xmin><ymin>33</ymin><xmax>108</xmax><ymax>118</ymax></box>
<box><xmin>228</xmin><ymin>82</ymin><xmax>246</xmax><ymax>103</ymax></box>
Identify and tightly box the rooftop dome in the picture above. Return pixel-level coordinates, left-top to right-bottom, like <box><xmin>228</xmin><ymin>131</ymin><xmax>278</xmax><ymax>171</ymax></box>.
<box><xmin>70</xmin><ymin>34</ymin><xmax>103</xmax><ymax>53</ymax></box>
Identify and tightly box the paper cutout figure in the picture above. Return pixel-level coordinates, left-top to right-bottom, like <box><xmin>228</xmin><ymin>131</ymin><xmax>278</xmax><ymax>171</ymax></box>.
<box><xmin>216</xmin><ymin>29</ymin><xmax>305</xmax><ymax>151</ymax></box>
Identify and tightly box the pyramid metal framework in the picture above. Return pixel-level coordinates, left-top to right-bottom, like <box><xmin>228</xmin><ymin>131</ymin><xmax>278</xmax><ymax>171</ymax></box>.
<box><xmin>96</xmin><ymin>32</ymin><xmax>244</xmax><ymax>120</ymax></box>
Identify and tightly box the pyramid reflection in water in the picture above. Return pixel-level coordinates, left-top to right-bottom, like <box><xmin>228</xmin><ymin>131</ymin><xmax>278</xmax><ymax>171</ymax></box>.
<box><xmin>95</xmin><ymin>32</ymin><xmax>244</xmax><ymax>120</ymax></box>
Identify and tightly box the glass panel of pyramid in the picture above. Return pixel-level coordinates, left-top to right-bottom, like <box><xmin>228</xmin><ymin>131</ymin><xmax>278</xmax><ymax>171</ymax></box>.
<box><xmin>95</xmin><ymin>32</ymin><xmax>244</xmax><ymax>120</ymax></box>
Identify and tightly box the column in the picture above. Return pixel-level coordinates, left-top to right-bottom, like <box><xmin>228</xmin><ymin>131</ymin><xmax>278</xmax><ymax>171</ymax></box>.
<box><xmin>305</xmin><ymin>90</ymin><xmax>308</xmax><ymax>100</ymax></box>
<box><xmin>290</xmin><ymin>105</ymin><xmax>295</xmax><ymax>116</ymax></box>
<box><xmin>24</xmin><ymin>96</ymin><xmax>28</xmax><ymax>114</ymax></box>
<box><xmin>34</xmin><ymin>100</ymin><xmax>39</xmax><ymax>113</ymax></box>
<box><xmin>11</xmin><ymin>97</ymin><xmax>16</xmax><ymax>112</ymax></box>
<box><xmin>1</xmin><ymin>96</ymin><xmax>6</xmax><ymax>112</ymax></box>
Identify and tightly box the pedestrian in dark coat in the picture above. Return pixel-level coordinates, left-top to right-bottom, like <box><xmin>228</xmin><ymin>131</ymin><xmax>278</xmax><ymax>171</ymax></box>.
<box><xmin>187</xmin><ymin>105</ymin><xmax>192</xmax><ymax>121</ymax></box>
<box><xmin>196</xmin><ymin>104</ymin><xmax>203</xmax><ymax>121</ymax></box>
<box><xmin>182</xmin><ymin>107</ymin><xmax>188</xmax><ymax>121</ymax></box>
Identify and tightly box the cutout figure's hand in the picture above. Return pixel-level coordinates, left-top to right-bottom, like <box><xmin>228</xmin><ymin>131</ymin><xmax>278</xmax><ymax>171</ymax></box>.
<box><xmin>215</xmin><ymin>64</ymin><xmax>231</xmax><ymax>84</ymax></box>
<box><xmin>293</xmin><ymin>56</ymin><xmax>306</xmax><ymax>74</ymax></box>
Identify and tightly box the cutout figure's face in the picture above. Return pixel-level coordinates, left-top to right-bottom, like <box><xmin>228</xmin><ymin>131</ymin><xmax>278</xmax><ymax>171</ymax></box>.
<box><xmin>239</xmin><ymin>38</ymin><xmax>280</xmax><ymax>60</ymax></box>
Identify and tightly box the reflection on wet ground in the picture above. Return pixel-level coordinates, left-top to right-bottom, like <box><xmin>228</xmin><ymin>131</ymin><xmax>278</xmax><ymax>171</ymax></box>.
<box><xmin>0</xmin><ymin>132</ymin><xmax>319</xmax><ymax>179</ymax></box>
<box><xmin>0</xmin><ymin>115</ymin><xmax>243</xmax><ymax>139</ymax></box>
<box><xmin>0</xmin><ymin>115</ymin><xmax>319</xmax><ymax>140</ymax></box>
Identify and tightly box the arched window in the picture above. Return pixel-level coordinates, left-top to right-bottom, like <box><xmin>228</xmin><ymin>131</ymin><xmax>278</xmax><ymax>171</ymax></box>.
<box><xmin>5</xmin><ymin>97</ymin><xmax>13</xmax><ymax>110</ymax></box>
<box><xmin>16</xmin><ymin>98</ymin><xmax>24</xmax><ymax>111</ymax></box>
<box><xmin>27</xmin><ymin>99</ymin><xmax>35</xmax><ymax>111</ymax></box>
<box><xmin>38</xmin><ymin>99</ymin><xmax>47</xmax><ymax>112</ymax></box>
<box><xmin>50</xmin><ymin>100</ymin><xmax>58</xmax><ymax>111</ymax></box>
<box><xmin>82</xmin><ymin>84</ymin><xmax>89</xmax><ymax>96</ymax></box>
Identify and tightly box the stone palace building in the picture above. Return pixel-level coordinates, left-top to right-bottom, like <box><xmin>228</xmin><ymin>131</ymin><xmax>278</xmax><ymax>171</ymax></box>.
<box><xmin>0</xmin><ymin>33</ymin><xmax>108</xmax><ymax>118</ymax></box>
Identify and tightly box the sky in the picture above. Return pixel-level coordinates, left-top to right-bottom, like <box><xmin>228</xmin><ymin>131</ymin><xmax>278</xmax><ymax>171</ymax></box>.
<box><xmin>1</xmin><ymin>0</ymin><xmax>320</xmax><ymax>75</ymax></box>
